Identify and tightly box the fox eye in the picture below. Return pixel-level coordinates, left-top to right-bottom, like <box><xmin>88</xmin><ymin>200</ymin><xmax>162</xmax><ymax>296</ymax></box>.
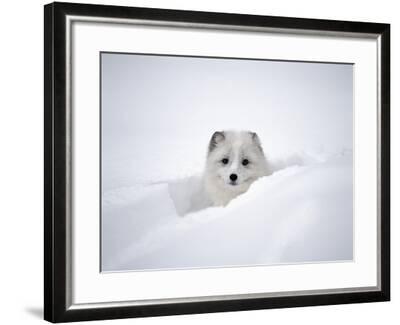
<box><xmin>221</xmin><ymin>158</ymin><xmax>229</xmax><ymax>164</ymax></box>
<box><xmin>242</xmin><ymin>159</ymin><xmax>249</xmax><ymax>166</ymax></box>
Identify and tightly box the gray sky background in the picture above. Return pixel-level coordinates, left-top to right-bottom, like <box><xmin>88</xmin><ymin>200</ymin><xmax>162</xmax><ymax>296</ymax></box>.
<box><xmin>101</xmin><ymin>53</ymin><xmax>353</xmax><ymax>190</ymax></box>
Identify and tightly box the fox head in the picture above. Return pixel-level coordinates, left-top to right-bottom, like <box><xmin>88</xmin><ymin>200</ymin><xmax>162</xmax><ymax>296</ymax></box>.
<box><xmin>205</xmin><ymin>130</ymin><xmax>270</xmax><ymax>205</ymax></box>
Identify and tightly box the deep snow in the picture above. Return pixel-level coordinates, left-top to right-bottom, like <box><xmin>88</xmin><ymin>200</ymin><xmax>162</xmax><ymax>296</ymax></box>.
<box><xmin>100</xmin><ymin>53</ymin><xmax>353</xmax><ymax>272</ymax></box>
<box><xmin>102</xmin><ymin>150</ymin><xmax>353</xmax><ymax>272</ymax></box>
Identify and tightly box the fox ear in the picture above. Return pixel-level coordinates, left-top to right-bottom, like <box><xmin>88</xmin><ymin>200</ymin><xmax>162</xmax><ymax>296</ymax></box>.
<box><xmin>249</xmin><ymin>132</ymin><xmax>264</xmax><ymax>153</ymax></box>
<box><xmin>208</xmin><ymin>131</ymin><xmax>225</xmax><ymax>153</ymax></box>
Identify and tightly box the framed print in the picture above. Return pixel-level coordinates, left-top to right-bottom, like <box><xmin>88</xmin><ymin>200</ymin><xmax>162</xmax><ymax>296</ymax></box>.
<box><xmin>44</xmin><ymin>1</ymin><xmax>390</xmax><ymax>323</ymax></box>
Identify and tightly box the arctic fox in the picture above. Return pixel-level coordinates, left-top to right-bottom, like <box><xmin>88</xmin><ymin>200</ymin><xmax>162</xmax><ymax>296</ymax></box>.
<box><xmin>203</xmin><ymin>130</ymin><xmax>271</xmax><ymax>207</ymax></box>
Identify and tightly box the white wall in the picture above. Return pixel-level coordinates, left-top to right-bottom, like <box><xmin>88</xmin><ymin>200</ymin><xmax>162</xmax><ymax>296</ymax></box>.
<box><xmin>0</xmin><ymin>0</ymin><xmax>397</xmax><ymax>324</ymax></box>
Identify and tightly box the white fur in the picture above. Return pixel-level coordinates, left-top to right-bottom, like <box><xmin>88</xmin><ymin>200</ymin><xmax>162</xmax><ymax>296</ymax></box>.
<box><xmin>203</xmin><ymin>130</ymin><xmax>271</xmax><ymax>206</ymax></box>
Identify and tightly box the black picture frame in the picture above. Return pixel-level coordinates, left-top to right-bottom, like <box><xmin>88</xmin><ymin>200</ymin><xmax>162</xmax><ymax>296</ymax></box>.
<box><xmin>44</xmin><ymin>2</ymin><xmax>390</xmax><ymax>323</ymax></box>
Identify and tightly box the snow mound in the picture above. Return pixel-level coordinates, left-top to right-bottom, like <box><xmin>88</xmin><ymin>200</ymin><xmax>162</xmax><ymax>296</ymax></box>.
<box><xmin>102</xmin><ymin>151</ymin><xmax>353</xmax><ymax>272</ymax></box>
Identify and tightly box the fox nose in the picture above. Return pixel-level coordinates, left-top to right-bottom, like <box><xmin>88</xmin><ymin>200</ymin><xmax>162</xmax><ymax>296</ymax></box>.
<box><xmin>230</xmin><ymin>174</ymin><xmax>238</xmax><ymax>182</ymax></box>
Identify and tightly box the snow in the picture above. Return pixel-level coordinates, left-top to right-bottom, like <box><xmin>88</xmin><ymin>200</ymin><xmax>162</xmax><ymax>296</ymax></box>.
<box><xmin>102</xmin><ymin>150</ymin><xmax>353</xmax><ymax>272</ymax></box>
<box><xmin>100</xmin><ymin>53</ymin><xmax>353</xmax><ymax>272</ymax></box>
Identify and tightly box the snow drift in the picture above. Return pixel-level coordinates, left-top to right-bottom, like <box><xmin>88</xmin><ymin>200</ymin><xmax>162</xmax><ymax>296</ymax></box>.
<box><xmin>101</xmin><ymin>150</ymin><xmax>353</xmax><ymax>272</ymax></box>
